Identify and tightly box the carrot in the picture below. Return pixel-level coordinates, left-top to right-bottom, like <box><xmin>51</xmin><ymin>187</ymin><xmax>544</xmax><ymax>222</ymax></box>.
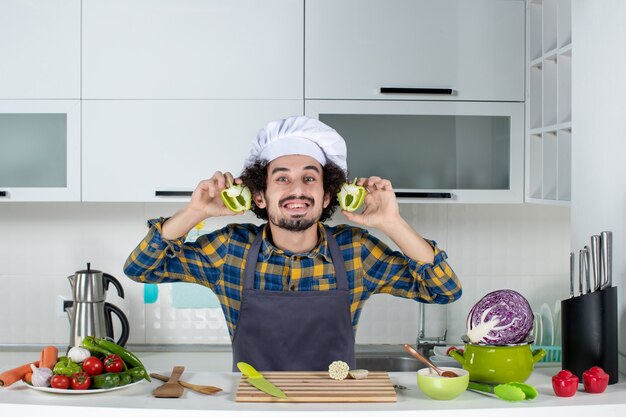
<box><xmin>39</xmin><ymin>345</ymin><xmax>59</xmax><ymax>370</ymax></box>
<box><xmin>22</xmin><ymin>372</ymin><xmax>32</xmax><ymax>384</ymax></box>
<box><xmin>0</xmin><ymin>361</ymin><xmax>39</xmax><ymax>387</ymax></box>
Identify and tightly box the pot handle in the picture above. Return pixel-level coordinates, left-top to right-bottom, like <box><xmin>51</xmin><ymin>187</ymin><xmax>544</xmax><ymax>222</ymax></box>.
<box><xmin>449</xmin><ymin>349</ymin><xmax>465</xmax><ymax>365</ymax></box>
<box><xmin>531</xmin><ymin>348</ymin><xmax>546</xmax><ymax>364</ymax></box>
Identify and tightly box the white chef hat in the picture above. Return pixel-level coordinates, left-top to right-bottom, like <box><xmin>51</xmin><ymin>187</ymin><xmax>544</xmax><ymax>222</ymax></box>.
<box><xmin>244</xmin><ymin>116</ymin><xmax>347</xmax><ymax>172</ymax></box>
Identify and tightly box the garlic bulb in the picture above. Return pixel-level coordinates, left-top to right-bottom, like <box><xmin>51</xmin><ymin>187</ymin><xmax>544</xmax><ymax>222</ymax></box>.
<box><xmin>30</xmin><ymin>364</ymin><xmax>53</xmax><ymax>387</ymax></box>
<box><xmin>67</xmin><ymin>346</ymin><xmax>91</xmax><ymax>363</ymax></box>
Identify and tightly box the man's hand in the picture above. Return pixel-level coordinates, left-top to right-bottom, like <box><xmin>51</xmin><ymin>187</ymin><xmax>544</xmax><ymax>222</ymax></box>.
<box><xmin>189</xmin><ymin>171</ymin><xmax>245</xmax><ymax>219</ymax></box>
<box><xmin>161</xmin><ymin>171</ymin><xmax>243</xmax><ymax>240</ymax></box>
<box><xmin>341</xmin><ymin>176</ymin><xmax>400</xmax><ymax>229</ymax></box>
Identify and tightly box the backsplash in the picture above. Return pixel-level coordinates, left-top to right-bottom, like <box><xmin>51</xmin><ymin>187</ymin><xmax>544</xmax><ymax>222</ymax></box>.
<box><xmin>0</xmin><ymin>203</ymin><xmax>570</xmax><ymax>346</ymax></box>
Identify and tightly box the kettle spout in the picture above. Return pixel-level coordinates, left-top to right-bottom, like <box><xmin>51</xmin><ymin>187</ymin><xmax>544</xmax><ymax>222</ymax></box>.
<box><xmin>67</xmin><ymin>274</ymin><xmax>76</xmax><ymax>290</ymax></box>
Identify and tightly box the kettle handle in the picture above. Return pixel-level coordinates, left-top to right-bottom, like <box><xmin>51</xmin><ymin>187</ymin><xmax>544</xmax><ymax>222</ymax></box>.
<box><xmin>103</xmin><ymin>273</ymin><xmax>125</xmax><ymax>299</ymax></box>
<box><xmin>104</xmin><ymin>302</ymin><xmax>130</xmax><ymax>347</ymax></box>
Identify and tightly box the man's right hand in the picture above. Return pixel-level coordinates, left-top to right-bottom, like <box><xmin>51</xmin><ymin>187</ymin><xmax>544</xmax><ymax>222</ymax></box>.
<box><xmin>189</xmin><ymin>171</ymin><xmax>245</xmax><ymax>219</ymax></box>
<box><xmin>161</xmin><ymin>171</ymin><xmax>244</xmax><ymax>240</ymax></box>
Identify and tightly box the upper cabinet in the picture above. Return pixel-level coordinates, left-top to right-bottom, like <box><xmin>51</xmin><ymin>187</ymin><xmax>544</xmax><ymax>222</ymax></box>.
<box><xmin>82</xmin><ymin>0</ymin><xmax>303</xmax><ymax>99</ymax></box>
<box><xmin>82</xmin><ymin>100</ymin><xmax>302</xmax><ymax>202</ymax></box>
<box><xmin>0</xmin><ymin>0</ymin><xmax>80</xmax><ymax>99</ymax></box>
<box><xmin>0</xmin><ymin>100</ymin><xmax>81</xmax><ymax>201</ymax></box>
<box><xmin>526</xmin><ymin>0</ymin><xmax>572</xmax><ymax>204</ymax></box>
<box><xmin>305</xmin><ymin>0</ymin><xmax>525</xmax><ymax>102</ymax></box>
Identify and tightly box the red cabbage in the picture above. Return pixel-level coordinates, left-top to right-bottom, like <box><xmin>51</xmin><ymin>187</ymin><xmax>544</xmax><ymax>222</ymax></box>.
<box><xmin>466</xmin><ymin>289</ymin><xmax>533</xmax><ymax>345</ymax></box>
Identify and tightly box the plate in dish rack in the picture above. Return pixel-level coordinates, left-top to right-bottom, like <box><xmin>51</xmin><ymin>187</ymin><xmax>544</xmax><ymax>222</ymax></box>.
<box><xmin>23</xmin><ymin>379</ymin><xmax>143</xmax><ymax>394</ymax></box>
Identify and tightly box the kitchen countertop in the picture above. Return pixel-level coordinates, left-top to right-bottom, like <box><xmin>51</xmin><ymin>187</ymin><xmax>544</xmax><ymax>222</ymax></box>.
<box><xmin>1</xmin><ymin>350</ymin><xmax>625</xmax><ymax>416</ymax></box>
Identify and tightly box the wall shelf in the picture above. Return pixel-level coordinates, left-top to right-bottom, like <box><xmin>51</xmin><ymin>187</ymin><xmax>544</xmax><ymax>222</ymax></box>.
<box><xmin>525</xmin><ymin>0</ymin><xmax>572</xmax><ymax>204</ymax></box>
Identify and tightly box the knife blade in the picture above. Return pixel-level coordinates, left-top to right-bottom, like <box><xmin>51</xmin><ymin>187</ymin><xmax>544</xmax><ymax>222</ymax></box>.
<box><xmin>600</xmin><ymin>231</ymin><xmax>613</xmax><ymax>289</ymax></box>
<box><xmin>237</xmin><ymin>362</ymin><xmax>288</xmax><ymax>399</ymax></box>
<box><xmin>590</xmin><ymin>235</ymin><xmax>602</xmax><ymax>291</ymax></box>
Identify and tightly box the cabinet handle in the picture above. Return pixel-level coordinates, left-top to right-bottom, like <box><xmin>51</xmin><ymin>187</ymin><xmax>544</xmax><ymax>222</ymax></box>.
<box><xmin>395</xmin><ymin>192</ymin><xmax>452</xmax><ymax>199</ymax></box>
<box><xmin>155</xmin><ymin>190</ymin><xmax>193</xmax><ymax>197</ymax></box>
<box><xmin>380</xmin><ymin>87</ymin><xmax>454</xmax><ymax>95</ymax></box>
<box><xmin>0</xmin><ymin>191</ymin><xmax>7</xmax><ymax>197</ymax></box>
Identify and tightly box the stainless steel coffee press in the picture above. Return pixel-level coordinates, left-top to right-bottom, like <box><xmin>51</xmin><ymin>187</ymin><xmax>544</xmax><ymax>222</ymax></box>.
<box><xmin>64</xmin><ymin>263</ymin><xmax>129</xmax><ymax>348</ymax></box>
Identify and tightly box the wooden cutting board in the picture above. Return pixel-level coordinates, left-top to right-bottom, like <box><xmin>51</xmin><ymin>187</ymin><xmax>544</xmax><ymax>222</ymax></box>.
<box><xmin>235</xmin><ymin>371</ymin><xmax>397</xmax><ymax>402</ymax></box>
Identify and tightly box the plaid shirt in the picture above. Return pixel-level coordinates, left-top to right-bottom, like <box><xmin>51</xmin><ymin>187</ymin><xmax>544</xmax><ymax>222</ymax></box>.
<box><xmin>123</xmin><ymin>218</ymin><xmax>462</xmax><ymax>338</ymax></box>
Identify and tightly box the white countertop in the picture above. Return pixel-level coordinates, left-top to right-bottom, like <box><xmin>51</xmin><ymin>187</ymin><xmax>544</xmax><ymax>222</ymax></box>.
<box><xmin>1</xmin><ymin>350</ymin><xmax>625</xmax><ymax>417</ymax></box>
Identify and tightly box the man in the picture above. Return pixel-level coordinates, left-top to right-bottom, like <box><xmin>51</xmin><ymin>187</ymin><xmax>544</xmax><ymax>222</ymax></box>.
<box><xmin>124</xmin><ymin>116</ymin><xmax>461</xmax><ymax>371</ymax></box>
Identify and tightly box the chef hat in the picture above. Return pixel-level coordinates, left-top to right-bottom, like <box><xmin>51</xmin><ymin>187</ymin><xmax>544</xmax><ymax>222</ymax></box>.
<box><xmin>244</xmin><ymin>116</ymin><xmax>347</xmax><ymax>172</ymax></box>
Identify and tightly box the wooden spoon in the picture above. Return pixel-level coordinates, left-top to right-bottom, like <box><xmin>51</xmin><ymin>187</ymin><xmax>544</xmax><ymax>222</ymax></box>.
<box><xmin>403</xmin><ymin>344</ymin><xmax>459</xmax><ymax>378</ymax></box>
<box><xmin>152</xmin><ymin>366</ymin><xmax>185</xmax><ymax>398</ymax></box>
<box><xmin>150</xmin><ymin>373</ymin><xmax>222</xmax><ymax>395</ymax></box>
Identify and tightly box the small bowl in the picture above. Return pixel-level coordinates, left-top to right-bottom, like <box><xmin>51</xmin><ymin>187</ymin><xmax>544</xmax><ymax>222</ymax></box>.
<box><xmin>417</xmin><ymin>367</ymin><xmax>469</xmax><ymax>400</ymax></box>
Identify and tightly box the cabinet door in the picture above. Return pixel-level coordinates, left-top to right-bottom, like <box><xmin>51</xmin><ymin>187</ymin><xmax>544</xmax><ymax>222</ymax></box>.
<box><xmin>82</xmin><ymin>100</ymin><xmax>303</xmax><ymax>202</ymax></box>
<box><xmin>0</xmin><ymin>100</ymin><xmax>81</xmax><ymax>201</ymax></box>
<box><xmin>0</xmin><ymin>0</ymin><xmax>80</xmax><ymax>99</ymax></box>
<box><xmin>306</xmin><ymin>0</ymin><xmax>524</xmax><ymax>102</ymax></box>
<box><xmin>82</xmin><ymin>0</ymin><xmax>303</xmax><ymax>99</ymax></box>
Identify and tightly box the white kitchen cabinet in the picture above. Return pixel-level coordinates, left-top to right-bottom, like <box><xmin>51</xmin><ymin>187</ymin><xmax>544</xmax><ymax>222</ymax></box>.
<box><xmin>305</xmin><ymin>0</ymin><xmax>524</xmax><ymax>102</ymax></box>
<box><xmin>306</xmin><ymin>100</ymin><xmax>524</xmax><ymax>204</ymax></box>
<box><xmin>0</xmin><ymin>100</ymin><xmax>81</xmax><ymax>201</ymax></box>
<box><xmin>526</xmin><ymin>0</ymin><xmax>572</xmax><ymax>204</ymax></box>
<box><xmin>82</xmin><ymin>100</ymin><xmax>302</xmax><ymax>202</ymax></box>
<box><xmin>82</xmin><ymin>0</ymin><xmax>303</xmax><ymax>99</ymax></box>
<box><xmin>0</xmin><ymin>0</ymin><xmax>80</xmax><ymax>99</ymax></box>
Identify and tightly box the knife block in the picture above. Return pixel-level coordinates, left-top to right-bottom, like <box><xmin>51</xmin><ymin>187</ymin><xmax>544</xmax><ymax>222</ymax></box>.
<box><xmin>561</xmin><ymin>286</ymin><xmax>618</xmax><ymax>384</ymax></box>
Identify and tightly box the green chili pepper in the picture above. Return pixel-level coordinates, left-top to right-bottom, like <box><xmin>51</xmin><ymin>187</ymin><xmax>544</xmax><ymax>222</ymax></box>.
<box><xmin>81</xmin><ymin>336</ymin><xmax>114</xmax><ymax>358</ymax></box>
<box><xmin>53</xmin><ymin>358</ymin><xmax>83</xmax><ymax>377</ymax></box>
<box><xmin>92</xmin><ymin>372</ymin><xmax>121</xmax><ymax>389</ymax></box>
<box><xmin>89</xmin><ymin>337</ymin><xmax>151</xmax><ymax>382</ymax></box>
<box><xmin>337</xmin><ymin>178</ymin><xmax>366</xmax><ymax>212</ymax></box>
<box><xmin>220</xmin><ymin>178</ymin><xmax>252</xmax><ymax>213</ymax></box>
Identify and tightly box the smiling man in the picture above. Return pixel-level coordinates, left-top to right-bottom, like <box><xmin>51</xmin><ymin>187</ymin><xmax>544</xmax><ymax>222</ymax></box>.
<box><xmin>123</xmin><ymin>115</ymin><xmax>461</xmax><ymax>371</ymax></box>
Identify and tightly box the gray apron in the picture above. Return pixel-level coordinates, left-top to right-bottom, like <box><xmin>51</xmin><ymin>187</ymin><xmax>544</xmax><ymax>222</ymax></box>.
<box><xmin>231</xmin><ymin>229</ymin><xmax>355</xmax><ymax>371</ymax></box>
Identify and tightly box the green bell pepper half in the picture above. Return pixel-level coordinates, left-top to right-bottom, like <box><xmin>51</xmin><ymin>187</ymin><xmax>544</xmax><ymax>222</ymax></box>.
<box><xmin>53</xmin><ymin>357</ymin><xmax>83</xmax><ymax>377</ymax></box>
<box><xmin>337</xmin><ymin>178</ymin><xmax>366</xmax><ymax>212</ymax></box>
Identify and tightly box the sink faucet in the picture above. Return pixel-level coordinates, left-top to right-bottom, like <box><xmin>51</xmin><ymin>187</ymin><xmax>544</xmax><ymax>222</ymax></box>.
<box><xmin>416</xmin><ymin>303</ymin><xmax>447</xmax><ymax>356</ymax></box>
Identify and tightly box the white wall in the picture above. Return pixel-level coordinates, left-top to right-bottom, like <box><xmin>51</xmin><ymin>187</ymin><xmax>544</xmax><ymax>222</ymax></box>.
<box><xmin>0</xmin><ymin>203</ymin><xmax>569</xmax><ymax>346</ymax></box>
<box><xmin>572</xmin><ymin>0</ymin><xmax>626</xmax><ymax>371</ymax></box>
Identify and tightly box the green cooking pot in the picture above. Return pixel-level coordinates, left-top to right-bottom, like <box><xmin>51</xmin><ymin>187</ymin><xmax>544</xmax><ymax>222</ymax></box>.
<box><xmin>449</xmin><ymin>344</ymin><xmax>546</xmax><ymax>384</ymax></box>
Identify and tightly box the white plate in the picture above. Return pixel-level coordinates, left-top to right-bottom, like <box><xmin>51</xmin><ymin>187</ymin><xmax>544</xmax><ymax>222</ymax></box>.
<box><xmin>532</xmin><ymin>312</ymin><xmax>543</xmax><ymax>345</ymax></box>
<box><xmin>553</xmin><ymin>300</ymin><xmax>561</xmax><ymax>345</ymax></box>
<box><xmin>540</xmin><ymin>303</ymin><xmax>554</xmax><ymax>346</ymax></box>
<box><xmin>23</xmin><ymin>379</ymin><xmax>143</xmax><ymax>394</ymax></box>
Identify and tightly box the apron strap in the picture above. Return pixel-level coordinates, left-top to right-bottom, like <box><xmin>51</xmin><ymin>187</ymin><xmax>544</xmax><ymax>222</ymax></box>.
<box><xmin>243</xmin><ymin>226</ymin><xmax>349</xmax><ymax>291</ymax></box>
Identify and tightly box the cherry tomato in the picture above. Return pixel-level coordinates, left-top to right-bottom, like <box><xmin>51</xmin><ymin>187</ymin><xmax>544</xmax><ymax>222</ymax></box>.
<box><xmin>104</xmin><ymin>354</ymin><xmax>124</xmax><ymax>373</ymax></box>
<box><xmin>71</xmin><ymin>372</ymin><xmax>91</xmax><ymax>390</ymax></box>
<box><xmin>50</xmin><ymin>374</ymin><xmax>71</xmax><ymax>390</ymax></box>
<box><xmin>82</xmin><ymin>356</ymin><xmax>104</xmax><ymax>376</ymax></box>
<box><xmin>583</xmin><ymin>366</ymin><xmax>609</xmax><ymax>394</ymax></box>
<box><xmin>552</xmin><ymin>369</ymin><xmax>579</xmax><ymax>397</ymax></box>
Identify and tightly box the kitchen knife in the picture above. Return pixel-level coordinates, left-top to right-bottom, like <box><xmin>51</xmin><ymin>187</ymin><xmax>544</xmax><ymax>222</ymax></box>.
<box><xmin>578</xmin><ymin>249</ymin><xmax>584</xmax><ymax>296</ymax></box>
<box><xmin>590</xmin><ymin>235</ymin><xmax>602</xmax><ymax>291</ymax></box>
<box><xmin>583</xmin><ymin>246</ymin><xmax>591</xmax><ymax>293</ymax></box>
<box><xmin>237</xmin><ymin>362</ymin><xmax>288</xmax><ymax>399</ymax></box>
<box><xmin>569</xmin><ymin>252</ymin><xmax>575</xmax><ymax>298</ymax></box>
<box><xmin>600</xmin><ymin>231</ymin><xmax>613</xmax><ymax>289</ymax></box>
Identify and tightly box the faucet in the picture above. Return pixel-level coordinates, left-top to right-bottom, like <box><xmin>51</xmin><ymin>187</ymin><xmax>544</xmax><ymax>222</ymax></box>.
<box><xmin>416</xmin><ymin>303</ymin><xmax>448</xmax><ymax>356</ymax></box>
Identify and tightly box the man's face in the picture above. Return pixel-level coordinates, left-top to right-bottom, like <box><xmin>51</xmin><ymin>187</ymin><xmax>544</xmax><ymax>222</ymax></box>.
<box><xmin>254</xmin><ymin>154</ymin><xmax>330</xmax><ymax>232</ymax></box>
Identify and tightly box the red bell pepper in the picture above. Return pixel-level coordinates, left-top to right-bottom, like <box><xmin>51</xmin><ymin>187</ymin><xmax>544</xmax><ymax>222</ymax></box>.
<box><xmin>552</xmin><ymin>369</ymin><xmax>579</xmax><ymax>397</ymax></box>
<box><xmin>582</xmin><ymin>366</ymin><xmax>609</xmax><ymax>394</ymax></box>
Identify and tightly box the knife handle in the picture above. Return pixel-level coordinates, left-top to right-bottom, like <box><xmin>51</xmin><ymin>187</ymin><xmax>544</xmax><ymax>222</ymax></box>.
<box><xmin>590</xmin><ymin>235</ymin><xmax>601</xmax><ymax>291</ymax></box>
<box><xmin>583</xmin><ymin>246</ymin><xmax>591</xmax><ymax>293</ymax></box>
<box><xmin>569</xmin><ymin>252</ymin><xmax>575</xmax><ymax>298</ymax></box>
<box><xmin>578</xmin><ymin>249</ymin><xmax>584</xmax><ymax>296</ymax></box>
<box><xmin>600</xmin><ymin>231</ymin><xmax>612</xmax><ymax>289</ymax></box>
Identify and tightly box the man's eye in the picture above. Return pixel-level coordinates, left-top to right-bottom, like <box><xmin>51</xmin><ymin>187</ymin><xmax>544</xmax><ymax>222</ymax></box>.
<box><xmin>304</xmin><ymin>176</ymin><xmax>316</xmax><ymax>182</ymax></box>
<box><xmin>276</xmin><ymin>177</ymin><xmax>288</xmax><ymax>182</ymax></box>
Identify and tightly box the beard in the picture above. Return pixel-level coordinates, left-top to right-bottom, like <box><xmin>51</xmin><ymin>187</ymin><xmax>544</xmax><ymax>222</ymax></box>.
<box><xmin>267</xmin><ymin>194</ymin><xmax>322</xmax><ymax>232</ymax></box>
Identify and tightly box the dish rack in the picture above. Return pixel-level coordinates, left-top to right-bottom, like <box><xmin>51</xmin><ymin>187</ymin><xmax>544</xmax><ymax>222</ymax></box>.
<box><xmin>535</xmin><ymin>345</ymin><xmax>562</xmax><ymax>363</ymax></box>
